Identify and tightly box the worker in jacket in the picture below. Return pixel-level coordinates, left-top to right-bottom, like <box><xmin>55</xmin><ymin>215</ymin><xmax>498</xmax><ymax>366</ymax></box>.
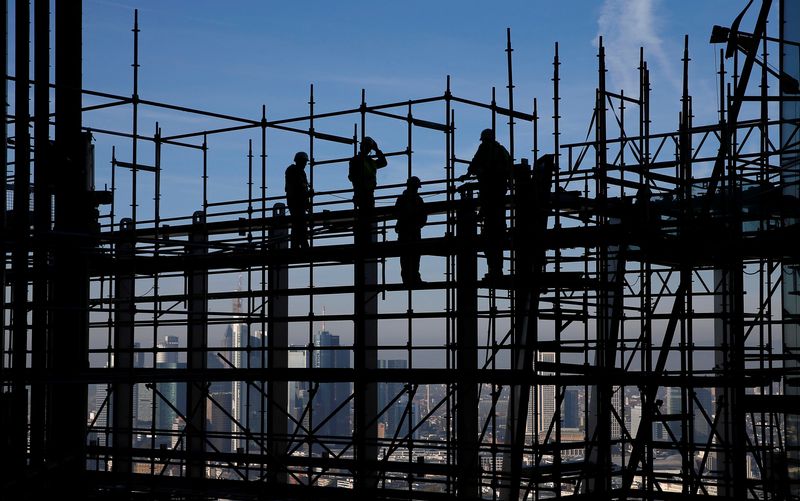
<box><xmin>459</xmin><ymin>128</ymin><xmax>512</xmax><ymax>280</ymax></box>
<box><xmin>349</xmin><ymin>136</ymin><xmax>388</xmax><ymax>215</ymax></box>
<box><xmin>394</xmin><ymin>176</ymin><xmax>427</xmax><ymax>285</ymax></box>
<box><xmin>285</xmin><ymin>151</ymin><xmax>312</xmax><ymax>249</ymax></box>
<box><xmin>349</xmin><ymin>136</ymin><xmax>388</xmax><ymax>243</ymax></box>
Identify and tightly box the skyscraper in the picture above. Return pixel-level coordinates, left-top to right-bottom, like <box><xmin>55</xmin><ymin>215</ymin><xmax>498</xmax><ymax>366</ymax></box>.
<box><xmin>288</xmin><ymin>347</ymin><xmax>309</xmax><ymax>434</ymax></box>
<box><xmin>132</xmin><ymin>342</ymin><xmax>141</xmax><ymax>425</ymax></box>
<box><xmin>665</xmin><ymin>386</ymin><xmax>682</xmax><ymax>441</ymax></box>
<box><xmin>562</xmin><ymin>387</ymin><xmax>580</xmax><ymax>429</ymax></box>
<box><xmin>312</xmin><ymin>330</ymin><xmax>351</xmax><ymax>449</ymax></box>
<box><xmin>610</xmin><ymin>387</ymin><xmax>623</xmax><ymax>440</ymax></box>
<box><xmin>94</xmin><ymin>383</ymin><xmax>111</xmax><ymax>447</ymax></box>
<box><xmin>536</xmin><ymin>352</ymin><xmax>556</xmax><ymax>439</ymax></box>
<box><xmin>225</xmin><ymin>293</ymin><xmax>249</xmax><ymax>452</ymax></box>
<box><xmin>630</xmin><ymin>404</ymin><xmax>642</xmax><ymax>437</ymax></box>
<box><xmin>379</xmin><ymin>359</ymin><xmax>412</xmax><ymax>439</ymax></box>
<box><xmin>207</xmin><ymin>352</ymin><xmax>233</xmax><ymax>453</ymax></box>
<box><xmin>694</xmin><ymin>388</ymin><xmax>713</xmax><ymax>443</ymax></box>
<box><xmin>155</xmin><ymin>335</ymin><xmax>186</xmax><ymax>447</ymax></box>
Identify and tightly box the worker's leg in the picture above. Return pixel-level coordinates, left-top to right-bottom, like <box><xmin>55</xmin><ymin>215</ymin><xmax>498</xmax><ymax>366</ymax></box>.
<box><xmin>289</xmin><ymin>202</ymin><xmax>309</xmax><ymax>249</ymax></box>
<box><xmin>482</xmin><ymin>202</ymin><xmax>506</xmax><ymax>277</ymax></box>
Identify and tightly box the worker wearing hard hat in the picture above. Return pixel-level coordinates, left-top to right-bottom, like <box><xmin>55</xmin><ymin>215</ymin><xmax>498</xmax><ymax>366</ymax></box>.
<box><xmin>459</xmin><ymin>128</ymin><xmax>512</xmax><ymax>280</ymax></box>
<box><xmin>394</xmin><ymin>176</ymin><xmax>427</xmax><ymax>285</ymax></box>
<box><xmin>348</xmin><ymin>136</ymin><xmax>388</xmax><ymax>216</ymax></box>
<box><xmin>285</xmin><ymin>151</ymin><xmax>312</xmax><ymax>248</ymax></box>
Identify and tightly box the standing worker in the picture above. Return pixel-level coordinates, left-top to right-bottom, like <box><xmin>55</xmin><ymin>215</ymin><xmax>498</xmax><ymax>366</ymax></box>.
<box><xmin>348</xmin><ymin>136</ymin><xmax>388</xmax><ymax>220</ymax></box>
<box><xmin>459</xmin><ymin>128</ymin><xmax>512</xmax><ymax>280</ymax></box>
<box><xmin>285</xmin><ymin>151</ymin><xmax>312</xmax><ymax>249</ymax></box>
<box><xmin>394</xmin><ymin>176</ymin><xmax>427</xmax><ymax>285</ymax></box>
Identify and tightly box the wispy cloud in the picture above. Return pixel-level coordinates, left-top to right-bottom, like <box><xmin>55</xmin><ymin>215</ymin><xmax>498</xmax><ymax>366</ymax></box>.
<box><xmin>595</xmin><ymin>0</ymin><xmax>678</xmax><ymax>94</ymax></box>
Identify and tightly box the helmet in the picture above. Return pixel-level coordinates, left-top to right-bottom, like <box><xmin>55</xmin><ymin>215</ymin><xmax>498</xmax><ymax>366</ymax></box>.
<box><xmin>480</xmin><ymin>128</ymin><xmax>495</xmax><ymax>141</ymax></box>
<box><xmin>294</xmin><ymin>151</ymin><xmax>309</xmax><ymax>163</ymax></box>
<box><xmin>407</xmin><ymin>176</ymin><xmax>421</xmax><ymax>189</ymax></box>
<box><xmin>362</xmin><ymin>136</ymin><xmax>376</xmax><ymax>149</ymax></box>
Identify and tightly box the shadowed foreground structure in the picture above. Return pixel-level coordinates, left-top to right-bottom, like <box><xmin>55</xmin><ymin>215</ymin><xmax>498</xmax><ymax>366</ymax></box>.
<box><xmin>1</xmin><ymin>1</ymin><xmax>799</xmax><ymax>499</ymax></box>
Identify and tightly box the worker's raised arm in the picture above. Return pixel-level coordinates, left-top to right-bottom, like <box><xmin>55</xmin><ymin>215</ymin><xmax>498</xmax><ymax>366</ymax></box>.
<box><xmin>373</xmin><ymin>146</ymin><xmax>388</xmax><ymax>169</ymax></box>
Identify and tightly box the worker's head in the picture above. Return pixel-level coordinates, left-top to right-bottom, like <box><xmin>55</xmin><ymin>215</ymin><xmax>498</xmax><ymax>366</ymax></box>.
<box><xmin>480</xmin><ymin>128</ymin><xmax>495</xmax><ymax>142</ymax></box>
<box><xmin>294</xmin><ymin>151</ymin><xmax>309</xmax><ymax>167</ymax></box>
<box><xmin>361</xmin><ymin>136</ymin><xmax>376</xmax><ymax>154</ymax></box>
<box><xmin>407</xmin><ymin>176</ymin><xmax>421</xmax><ymax>192</ymax></box>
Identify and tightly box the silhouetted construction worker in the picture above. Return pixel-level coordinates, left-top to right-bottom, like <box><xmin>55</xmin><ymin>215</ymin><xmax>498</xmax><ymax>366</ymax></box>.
<box><xmin>394</xmin><ymin>176</ymin><xmax>427</xmax><ymax>285</ymax></box>
<box><xmin>285</xmin><ymin>151</ymin><xmax>312</xmax><ymax>249</ymax></box>
<box><xmin>459</xmin><ymin>128</ymin><xmax>512</xmax><ymax>280</ymax></box>
<box><xmin>348</xmin><ymin>136</ymin><xmax>388</xmax><ymax>217</ymax></box>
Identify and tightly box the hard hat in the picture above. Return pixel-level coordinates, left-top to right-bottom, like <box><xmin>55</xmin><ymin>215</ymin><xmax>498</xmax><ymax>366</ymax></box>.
<box><xmin>363</xmin><ymin>136</ymin><xmax>376</xmax><ymax>148</ymax></box>
<box><xmin>294</xmin><ymin>151</ymin><xmax>309</xmax><ymax>163</ymax></box>
<box><xmin>480</xmin><ymin>129</ymin><xmax>495</xmax><ymax>141</ymax></box>
<box><xmin>407</xmin><ymin>176</ymin><xmax>421</xmax><ymax>189</ymax></box>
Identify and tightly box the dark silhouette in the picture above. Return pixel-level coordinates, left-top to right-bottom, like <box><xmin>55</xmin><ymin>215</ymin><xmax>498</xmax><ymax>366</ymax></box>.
<box><xmin>459</xmin><ymin>128</ymin><xmax>512</xmax><ymax>280</ymax></box>
<box><xmin>285</xmin><ymin>151</ymin><xmax>312</xmax><ymax>249</ymax></box>
<box><xmin>348</xmin><ymin>136</ymin><xmax>388</xmax><ymax>217</ymax></box>
<box><xmin>394</xmin><ymin>176</ymin><xmax>427</xmax><ymax>285</ymax></box>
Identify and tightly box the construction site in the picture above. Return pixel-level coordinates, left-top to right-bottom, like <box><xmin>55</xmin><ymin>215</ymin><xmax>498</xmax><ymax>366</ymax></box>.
<box><xmin>1</xmin><ymin>0</ymin><xmax>799</xmax><ymax>499</ymax></box>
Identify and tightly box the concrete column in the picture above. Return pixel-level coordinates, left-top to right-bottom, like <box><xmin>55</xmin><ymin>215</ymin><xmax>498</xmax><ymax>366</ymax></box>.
<box><xmin>112</xmin><ymin>219</ymin><xmax>135</xmax><ymax>474</ymax></box>
<box><xmin>456</xmin><ymin>191</ymin><xmax>479</xmax><ymax>499</ymax></box>
<box><xmin>186</xmin><ymin>211</ymin><xmax>208</xmax><ymax>479</ymax></box>
<box><xmin>268</xmin><ymin>204</ymin><xmax>289</xmax><ymax>484</ymax></box>
<box><xmin>354</xmin><ymin>212</ymin><xmax>378</xmax><ymax>492</ymax></box>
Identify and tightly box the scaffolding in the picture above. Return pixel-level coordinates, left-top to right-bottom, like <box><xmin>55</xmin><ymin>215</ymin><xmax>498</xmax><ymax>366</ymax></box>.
<box><xmin>1</xmin><ymin>0</ymin><xmax>799</xmax><ymax>499</ymax></box>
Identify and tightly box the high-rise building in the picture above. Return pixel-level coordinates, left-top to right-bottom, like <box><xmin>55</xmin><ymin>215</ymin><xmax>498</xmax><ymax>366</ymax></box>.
<box><xmin>665</xmin><ymin>386</ymin><xmax>682</xmax><ymax>441</ymax></box>
<box><xmin>694</xmin><ymin>388</ymin><xmax>713</xmax><ymax>443</ymax></box>
<box><xmin>562</xmin><ymin>387</ymin><xmax>580</xmax><ymax>429</ymax></box>
<box><xmin>155</xmin><ymin>335</ymin><xmax>186</xmax><ymax>447</ymax></box>
<box><xmin>207</xmin><ymin>352</ymin><xmax>233</xmax><ymax>453</ymax></box>
<box><xmin>225</xmin><ymin>294</ymin><xmax>249</xmax><ymax>451</ymax></box>
<box><xmin>610</xmin><ymin>387</ymin><xmax>623</xmax><ymax>439</ymax></box>
<box><xmin>94</xmin><ymin>383</ymin><xmax>111</xmax><ymax>447</ymax></box>
<box><xmin>630</xmin><ymin>404</ymin><xmax>642</xmax><ymax>436</ymax></box>
<box><xmin>243</xmin><ymin>333</ymin><xmax>266</xmax><ymax>450</ymax></box>
<box><xmin>207</xmin><ymin>390</ymin><xmax>233</xmax><ymax>453</ymax></box>
<box><xmin>536</xmin><ymin>352</ymin><xmax>556</xmax><ymax>439</ymax></box>
<box><xmin>379</xmin><ymin>359</ymin><xmax>412</xmax><ymax>439</ymax></box>
<box><xmin>312</xmin><ymin>330</ymin><xmax>351</xmax><ymax>449</ymax></box>
<box><xmin>131</xmin><ymin>342</ymin><xmax>142</xmax><ymax>424</ymax></box>
<box><xmin>288</xmin><ymin>347</ymin><xmax>309</xmax><ymax>434</ymax></box>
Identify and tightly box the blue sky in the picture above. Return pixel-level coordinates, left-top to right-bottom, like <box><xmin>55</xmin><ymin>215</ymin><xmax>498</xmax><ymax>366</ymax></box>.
<box><xmin>6</xmin><ymin>0</ymin><xmax>767</xmax><ymax>218</ymax></box>
<box><xmin>9</xmin><ymin>0</ymin><xmax>775</xmax><ymax>357</ymax></box>
<box><xmin>70</xmin><ymin>0</ymin><xmax>755</xmax><ymax>221</ymax></box>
